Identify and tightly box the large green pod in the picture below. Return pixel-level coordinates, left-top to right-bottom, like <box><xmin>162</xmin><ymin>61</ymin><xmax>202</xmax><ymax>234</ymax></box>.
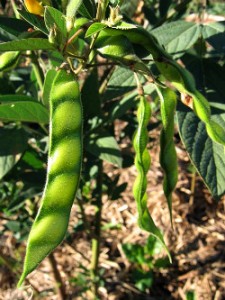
<box><xmin>18</xmin><ymin>69</ymin><xmax>83</xmax><ymax>287</ymax></box>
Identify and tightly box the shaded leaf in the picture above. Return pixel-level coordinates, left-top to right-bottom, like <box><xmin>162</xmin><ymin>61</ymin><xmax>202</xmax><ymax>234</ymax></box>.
<box><xmin>18</xmin><ymin>9</ymin><xmax>48</xmax><ymax>35</ymax></box>
<box><xmin>0</xmin><ymin>127</ymin><xmax>28</xmax><ymax>179</ymax></box>
<box><xmin>177</xmin><ymin>55</ymin><xmax>225</xmax><ymax>198</ymax></box>
<box><xmin>103</xmin><ymin>66</ymin><xmax>137</xmax><ymax>101</ymax></box>
<box><xmin>0</xmin><ymin>38</ymin><xmax>55</xmax><ymax>51</ymax></box>
<box><xmin>44</xmin><ymin>6</ymin><xmax>67</xmax><ymax>38</ymax></box>
<box><xmin>177</xmin><ymin>107</ymin><xmax>225</xmax><ymax>198</ymax></box>
<box><xmin>86</xmin><ymin>134</ymin><xmax>122</xmax><ymax>167</ymax></box>
<box><xmin>0</xmin><ymin>95</ymin><xmax>49</xmax><ymax>123</ymax></box>
<box><xmin>0</xmin><ymin>16</ymin><xmax>30</xmax><ymax>41</ymax></box>
<box><xmin>152</xmin><ymin>21</ymin><xmax>200</xmax><ymax>54</ymax></box>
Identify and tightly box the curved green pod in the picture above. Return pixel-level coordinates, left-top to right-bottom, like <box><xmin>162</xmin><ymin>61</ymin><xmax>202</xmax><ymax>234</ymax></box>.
<box><xmin>0</xmin><ymin>51</ymin><xmax>20</xmax><ymax>72</ymax></box>
<box><xmin>157</xmin><ymin>87</ymin><xmax>178</xmax><ymax>223</ymax></box>
<box><xmin>18</xmin><ymin>69</ymin><xmax>83</xmax><ymax>287</ymax></box>
<box><xmin>132</xmin><ymin>94</ymin><xmax>171</xmax><ymax>260</ymax></box>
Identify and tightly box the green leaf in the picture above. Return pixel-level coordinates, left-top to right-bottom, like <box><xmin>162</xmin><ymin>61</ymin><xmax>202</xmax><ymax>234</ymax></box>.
<box><xmin>0</xmin><ymin>38</ymin><xmax>55</xmax><ymax>51</ymax></box>
<box><xmin>103</xmin><ymin>66</ymin><xmax>137</xmax><ymax>101</ymax></box>
<box><xmin>154</xmin><ymin>257</ymin><xmax>170</xmax><ymax>268</ymax></box>
<box><xmin>133</xmin><ymin>269</ymin><xmax>153</xmax><ymax>291</ymax></box>
<box><xmin>177</xmin><ymin>108</ymin><xmax>225</xmax><ymax>198</ymax></box>
<box><xmin>202</xmin><ymin>21</ymin><xmax>225</xmax><ymax>39</ymax></box>
<box><xmin>85</xmin><ymin>22</ymin><xmax>107</xmax><ymax>38</ymax></box>
<box><xmin>18</xmin><ymin>9</ymin><xmax>48</xmax><ymax>35</ymax></box>
<box><xmin>22</xmin><ymin>150</ymin><xmax>44</xmax><ymax>170</ymax></box>
<box><xmin>202</xmin><ymin>21</ymin><xmax>225</xmax><ymax>52</ymax></box>
<box><xmin>122</xmin><ymin>243</ymin><xmax>145</xmax><ymax>264</ymax></box>
<box><xmin>144</xmin><ymin>235</ymin><xmax>164</xmax><ymax>256</ymax></box>
<box><xmin>78</xmin><ymin>0</ymin><xmax>96</xmax><ymax>19</ymax></box>
<box><xmin>0</xmin><ymin>95</ymin><xmax>49</xmax><ymax>123</ymax></box>
<box><xmin>109</xmin><ymin>91</ymin><xmax>137</xmax><ymax>121</ymax></box>
<box><xmin>44</xmin><ymin>6</ymin><xmax>67</xmax><ymax>37</ymax></box>
<box><xmin>177</xmin><ymin>56</ymin><xmax>225</xmax><ymax>198</ymax></box>
<box><xmin>0</xmin><ymin>16</ymin><xmax>30</xmax><ymax>41</ymax></box>
<box><xmin>86</xmin><ymin>134</ymin><xmax>122</xmax><ymax>167</ymax></box>
<box><xmin>186</xmin><ymin>291</ymin><xmax>196</xmax><ymax>300</ymax></box>
<box><xmin>109</xmin><ymin>84</ymin><xmax>155</xmax><ymax>120</ymax></box>
<box><xmin>114</xmin><ymin>21</ymin><xmax>137</xmax><ymax>30</ymax></box>
<box><xmin>0</xmin><ymin>127</ymin><xmax>28</xmax><ymax>179</ymax></box>
<box><xmin>151</xmin><ymin>21</ymin><xmax>200</xmax><ymax>54</ymax></box>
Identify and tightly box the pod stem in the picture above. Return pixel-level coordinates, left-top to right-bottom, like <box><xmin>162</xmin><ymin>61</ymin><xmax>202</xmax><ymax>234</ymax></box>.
<box><xmin>90</xmin><ymin>160</ymin><xmax>103</xmax><ymax>298</ymax></box>
<box><xmin>30</xmin><ymin>52</ymin><xmax>44</xmax><ymax>93</ymax></box>
<box><xmin>77</xmin><ymin>196</ymin><xmax>90</xmax><ymax>234</ymax></box>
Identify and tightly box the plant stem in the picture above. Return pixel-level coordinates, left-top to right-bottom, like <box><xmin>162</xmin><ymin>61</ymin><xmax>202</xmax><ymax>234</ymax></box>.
<box><xmin>31</xmin><ymin>52</ymin><xmax>44</xmax><ymax>94</ymax></box>
<box><xmin>10</xmin><ymin>0</ymin><xmax>20</xmax><ymax>19</ymax></box>
<box><xmin>77</xmin><ymin>196</ymin><xmax>90</xmax><ymax>234</ymax></box>
<box><xmin>63</xmin><ymin>27</ymin><xmax>85</xmax><ymax>55</ymax></box>
<box><xmin>48</xmin><ymin>252</ymin><xmax>67</xmax><ymax>300</ymax></box>
<box><xmin>0</xmin><ymin>250</ymin><xmax>16</xmax><ymax>274</ymax></box>
<box><xmin>90</xmin><ymin>160</ymin><xmax>103</xmax><ymax>298</ymax></box>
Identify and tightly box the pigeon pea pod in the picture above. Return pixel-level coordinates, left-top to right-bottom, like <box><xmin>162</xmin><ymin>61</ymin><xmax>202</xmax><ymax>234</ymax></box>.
<box><xmin>157</xmin><ymin>87</ymin><xmax>178</xmax><ymax>222</ymax></box>
<box><xmin>95</xmin><ymin>32</ymin><xmax>150</xmax><ymax>74</ymax></box>
<box><xmin>132</xmin><ymin>93</ymin><xmax>171</xmax><ymax>259</ymax></box>
<box><xmin>99</xmin><ymin>26</ymin><xmax>225</xmax><ymax>147</ymax></box>
<box><xmin>18</xmin><ymin>68</ymin><xmax>83</xmax><ymax>287</ymax></box>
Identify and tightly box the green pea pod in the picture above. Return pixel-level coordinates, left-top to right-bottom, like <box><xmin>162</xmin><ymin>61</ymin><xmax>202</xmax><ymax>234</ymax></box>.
<box><xmin>18</xmin><ymin>68</ymin><xmax>83</xmax><ymax>287</ymax></box>
<box><xmin>133</xmin><ymin>94</ymin><xmax>171</xmax><ymax>261</ymax></box>
<box><xmin>156</xmin><ymin>87</ymin><xmax>178</xmax><ymax>224</ymax></box>
<box><xmin>0</xmin><ymin>51</ymin><xmax>20</xmax><ymax>72</ymax></box>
